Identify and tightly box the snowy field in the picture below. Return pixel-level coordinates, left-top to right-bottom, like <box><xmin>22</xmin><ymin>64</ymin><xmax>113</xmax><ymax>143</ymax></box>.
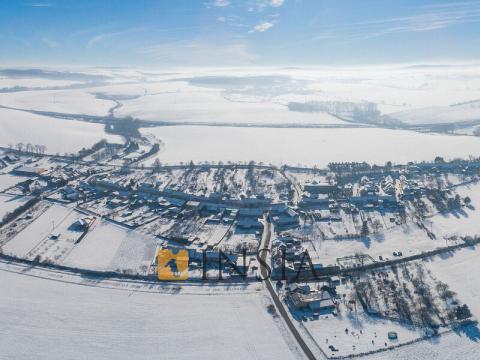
<box><xmin>142</xmin><ymin>126</ymin><xmax>480</xmax><ymax>167</ymax></box>
<box><xmin>0</xmin><ymin>174</ymin><xmax>28</xmax><ymax>192</ymax></box>
<box><xmin>0</xmin><ymin>194</ymin><xmax>30</xmax><ymax>219</ymax></box>
<box><xmin>115</xmin><ymin>65</ymin><xmax>480</xmax><ymax>125</ymax></box>
<box><xmin>0</xmin><ymin>108</ymin><xmax>122</xmax><ymax>154</ymax></box>
<box><xmin>1</xmin><ymin>202</ymin><xmax>158</xmax><ymax>273</ymax></box>
<box><xmin>0</xmin><ymin>77</ymin><xmax>81</xmax><ymax>89</ymax></box>
<box><xmin>430</xmin><ymin>182</ymin><xmax>480</xmax><ymax>238</ymax></box>
<box><xmin>391</xmin><ymin>103</ymin><xmax>480</xmax><ymax>125</ymax></box>
<box><xmin>366</xmin><ymin>325</ymin><xmax>480</xmax><ymax>360</ymax></box>
<box><xmin>302</xmin><ymin>222</ymin><xmax>453</xmax><ymax>266</ymax></box>
<box><xmin>63</xmin><ymin>219</ymin><xmax>158</xmax><ymax>273</ymax></box>
<box><xmin>2</xmin><ymin>204</ymin><xmax>76</xmax><ymax>258</ymax></box>
<box><xmin>1</xmin><ymin>64</ymin><xmax>480</xmax><ymax>126</ymax></box>
<box><xmin>0</xmin><ymin>262</ymin><xmax>301</xmax><ymax>360</ymax></box>
<box><xmin>0</xmin><ymin>88</ymin><xmax>113</xmax><ymax>116</ymax></box>
<box><xmin>114</xmin><ymin>81</ymin><xmax>347</xmax><ymax>125</ymax></box>
<box><xmin>425</xmin><ymin>247</ymin><xmax>480</xmax><ymax>319</ymax></box>
<box><xmin>304</xmin><ymin>309</ymin><xmax>425</xmax><ymax>357</ymax></box>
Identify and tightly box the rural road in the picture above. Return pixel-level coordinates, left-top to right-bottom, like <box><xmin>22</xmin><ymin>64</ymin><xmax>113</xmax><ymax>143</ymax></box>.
<box><xmin>257</xmin><ymin>215</ymin><xmax>319</xmax><ymax>360</ymax></box>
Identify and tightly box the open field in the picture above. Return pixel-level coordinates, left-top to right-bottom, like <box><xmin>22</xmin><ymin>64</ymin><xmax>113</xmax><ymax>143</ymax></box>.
<box><xmin>0</xmin><ymin>88</ymin><xmax>112</xmax><ymax>116</ymax></box>
<box><xmin>2</xmin><ymin>65</ymin><xmax>480</xmax><ymax>127</ymax></box>
<box><xmin>0</xmin><ymin>261</ymin><xmax>301</xmax><ymax>360</ymax></box>
<box><xmin>143</xmin><ymin>126</ymin><xmax>480</xmax><ymax>167</ymax></box>
<box><xmin>0</xmin><ymin>108</ymin><xmax>122</xmax><ymax>154</ymax></box>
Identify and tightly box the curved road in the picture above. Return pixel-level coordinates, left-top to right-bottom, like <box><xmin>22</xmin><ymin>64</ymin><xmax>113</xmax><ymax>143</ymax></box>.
<box><xmin>257</xmin><ymin>216</ymin><xmax>320</xmax><ymax>360</ymax></box>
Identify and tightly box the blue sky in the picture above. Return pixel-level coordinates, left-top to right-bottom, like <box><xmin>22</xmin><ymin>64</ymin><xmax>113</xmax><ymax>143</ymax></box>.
<box><xmin>1</xmin><ymin>0</ymin><xmax>479</xmax><ymax>67</ymax></box>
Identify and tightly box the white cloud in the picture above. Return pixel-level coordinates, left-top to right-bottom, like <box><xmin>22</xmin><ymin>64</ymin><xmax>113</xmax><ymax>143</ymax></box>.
<box><xmin>41</xmin><ymin>37</ymin><xmax>59</xmax><ymax>48</ymax></box>
<box><xmin>213</xmin><ymin>0</ymin><xmax>230</xmax><ymax>7</ymax></box>
<box><xmin>217</xmin><ymin>16</ymin><xmax>227</xmax><ymax>22</ymax></box>
<box><xmin>86</xmin><ymin>27</ymin><xmax>145</xmax><ymax>48</ymax></box>
<box><xmin>249</xmin><ymin>22</ymin><xmax>274</xmax><ymax>33</ymax></box>
<box><xmin>312</xmin><ymin>2</ymin><xmax>480</xmax><ymax>40</ymax></box>
<box><xmin>31</xmin><ymin>3</ymin><xmax>53</xmax><ymax>7</ymax></box>
<box><xmin>87</xmin><ymin>33</ymin><xmax>110</xmax><ymax>48</ymax></box>
<box><xmin>251</xmin><ymin>0</ymin><xmax>284</xmax><ymax>12</ymax></box>
<box><xmin>138</xmin><ymin>39</ymin><xmax>255</xmax><ymax>66</ymax></box>
<box><xmin>270</xmin><ymin>0</ymin><xmax>284</xmax><ymax>7</ymax></box>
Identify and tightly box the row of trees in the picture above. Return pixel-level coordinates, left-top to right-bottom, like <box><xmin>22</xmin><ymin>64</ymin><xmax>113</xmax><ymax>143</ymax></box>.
<box><xmin>0</xmin><ymin>197</ymin><xmax>40</xmax><ymax>227</ymax></box>
<box><xmin>8</xmin><ymin>143</ymin><xmax>47</xmax><ymax>154</ymax></box>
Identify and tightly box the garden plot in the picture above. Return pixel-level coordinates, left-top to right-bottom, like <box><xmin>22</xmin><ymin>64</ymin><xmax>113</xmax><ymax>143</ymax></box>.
<box><xmin>22</xmin><ymin>210</ymin><xmax>92</xmax><ymax>263</ymax></box>
<box><xmin>63</xmin><ymin>219</ymin><xmax>158</xmax><ymax>274</ymax></box>
<box><xmin>220</xmin><ymin>232</ymin><xmax>260</xmax><ymax>253</ymax></box>
<box><xmin>161</xmin><ymin>216</ymin><xmax>206</xmax><ymax>242</ymax></box>
<box><xmin>2</xmin><ymin>203</ymin><xmax>75</xmax><ymax>258</ymax></box>
<box><xmin>367</xmin><ymin>328</ymin><xmax>480</xmax><ymax>360</ymax></box>
<box><xmin>299</xmin><ymin>221</ymin><xmax>460</xmax><ymax>266</ymax></box>
<box><xmin>429</xmin><ymin>182</ymin><xmax>480</xmax><ymax>238</ymax></box>
<box><xmin>302</xmin><ymin>304</ymin><xmax>424</xmax><ymax>358</ymax></box>
<box><xmin>252</xmin><ymin>168</ymin><xmax>290</xmax><ymax>202</ymax></box>
<box><xmin>0</xmin><ymin>173</ymin><xmax>28</xmax><ymax>192</ymax></box>
<box><xmin>285</xmin><ymin>170</ymin><xmax>331</xmax><ymax>188</ymax></box>
<box><xmin>0</xmin><ymin>194</ymin><xmax>31</xmax><ymax>219</ymax></box>
<box><xmin>109</xmin><ymin>205</ymin><xmax>159</xmax><ymax>228</ymax></box>
<box><xmin>297</xmin><ymin>261</ymin><xmax>469</xmax><ymax>358</ymax></box>
<box><xmin>168</xmin><ymin>167</ymin><xmax>220</xmax><ymax>196</ymax></box>
<box><xmin>160</xmin><ymin>166</ymin><xmax>290</xmax><ymax>201</ymax></box>
<box><xmin>203</xmin><ymin>167</ymin><xmax>290</xmax><ymax>201</ymax></box>
<box><xmin>302</xmin><ymin>211</ymin><xmax>361</xmax><ymax>240</ymax></box>
<box><xmin>80</xmin><ymin>198</ymin><xmax>116</xmax><ymax>217</ymax></box>
<box><xmin>195</xmin><ymin>223</ymin><xmax>232</xmax><ymax>248</ymax></box>
<box><xmin>425</xmin><ymin>246</ymin><xmax>480</xmax><ymax>320</ymax></box>
<box><xmin>137</xmin><ymin>216</ymin><xmax>176</xmax><ymax>238</ymax></box>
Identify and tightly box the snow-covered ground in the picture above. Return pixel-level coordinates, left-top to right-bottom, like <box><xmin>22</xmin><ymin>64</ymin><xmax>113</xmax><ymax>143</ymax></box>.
<box><xmin>115</xmin><ymin>81</ymin><xmax>346</xmax><ymax>125</ymax></box>
<box><xmin>2</xmin><ymin>204</ymin><xmax>76</xmax><ymax>258</ymax></box>
<box><xmin>366</xmin><ymin>326</ymin><xmax>480</xmax><ymax>360</ymax></box>
<box><xmin>0</xmin><ymin>77</ymin><xmax>81</xmax><ymax>89</ymax></box>
<box><xmin>303</xmin><ymin>308</ymin><xmax>425</xmax><ymax>357</ymax></box>
<box><xmin>108</xmin><ymin>64</ymin><xmax>480</xmax><ymax>126</ymax></box>
<box><xmin>1</xmin><ymin>202</ymin><xmax>158</xmax><ymax>274</ymax></box>
<box><xmin>63</xmin><ymin>218</ymin><xmax>158</xmax><ymax>274</ymax></box>
<box><xmin>0</xmin><ymin>194</ymin><xmax>31</xmax><ymax>219</ymax></box>
<box><xmin>429</xmin><ymin>182</ymin><xmax>480</xmax><ymax>238</ymax></box>
<box><xmin>425</xmin><ymin>247</ymin><xmax>480</xmax><ymax>319</ymax></box>
<box><xmin>0</xmin><ymin>108</ymin><xmax>122</xmax><ymax>154</ymax></box>
<box><xmin>2</xmin><ymin>64</ymin><xmax>480</xmax><ymax>126</ymax></box>
<box><xmin>142</xmin><ymin>126</ymin><xmax>480</xmax><ymax>167</ymax></box>
<box><xmin>0</xmin><ymin>174</ymin><xmax>28</xmax><ymax>192</ymax></box>
<box><xmin>391</xmin><ymin>103</ymin><xmax>480</xmax><ymax>125</ymax></box>
<box><xmin>0</xmin><ymin>260</ymin><xmax>301</xmax><ymax>360</ymax></box>
<box><xmin>0</xmin><ymin>88</ymin><xmax>113</xmax><ymax>116</ymax></box>
<box><xmin>302</xmin><ymin>222</ymin><xmax>452</xmax><ymax>266</ymax></box>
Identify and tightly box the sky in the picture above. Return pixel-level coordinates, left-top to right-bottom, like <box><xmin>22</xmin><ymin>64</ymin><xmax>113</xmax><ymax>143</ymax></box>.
<box><xmin>0</xmin><ymin>0</ymin><xmax>480</xmax><ymax>68</ymax></box>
